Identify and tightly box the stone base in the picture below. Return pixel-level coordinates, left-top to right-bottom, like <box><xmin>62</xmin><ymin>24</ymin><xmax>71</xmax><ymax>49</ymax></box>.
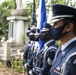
<box><xmin>11</xmin><ymin>9</ymin><xmax>27</xmax><ymax>16</ymax></box>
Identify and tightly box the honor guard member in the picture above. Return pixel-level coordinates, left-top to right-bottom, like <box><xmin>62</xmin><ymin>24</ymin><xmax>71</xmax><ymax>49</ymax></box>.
<box><xmin>49</xmin><ymin>4</ymin><xmax>76</xmax><ymax>75</ymax></box>
<box><xmin>23</xmin><ymin>27</ymin><xmax>31</xmax><ymax>64</ymax></box>
<box><xmin>36</xmin><ymin>22</ymin><xmax>52</xmax><ymax>68</ymax></box>
<box><xmin>38</xmin><ymin>23</ymin><xmax>58</xmax><ymax>75</ymax></box>
<box><xmin>26</xmin><ymin>28</ymin><xmax>40</xmax><ymax>74</ymax></box>
<box><xmin>25</xmin><ymin>28</ymin><xmax>36</xmax><ymax>75</ymax></box>
<box><xmin>27</xmin><ymin>28</ymin><xmax>36</xmax><ymax>61</ymax></box>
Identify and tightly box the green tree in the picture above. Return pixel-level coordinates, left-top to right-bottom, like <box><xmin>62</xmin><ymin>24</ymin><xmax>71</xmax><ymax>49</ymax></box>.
<box><xmin>24</xmin><ymin>0</ymin><xmax>39</xmax><ymax>27</ymax></box>
<box><xmin>0</xmin><ymin>0</ymin><xmax>14</xmax><ymax>39</ymax></box>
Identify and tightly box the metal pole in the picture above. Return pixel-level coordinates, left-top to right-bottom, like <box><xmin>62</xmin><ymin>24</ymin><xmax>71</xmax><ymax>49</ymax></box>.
<box><xmin>31</xmin><ymin>0</ymin><xmax>35</xmax><ymax>27</ymax></box>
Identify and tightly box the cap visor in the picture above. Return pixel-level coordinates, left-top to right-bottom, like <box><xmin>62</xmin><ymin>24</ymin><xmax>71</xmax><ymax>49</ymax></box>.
<box><xmin>34</xmin><ymin>33</ymin><xmax>40</xmax><ymax>35</ymax></box>
<box><xmin>51</xmin><ymin>18</ymin><xmax>64</xmax><ymax>24</ymax></box>
<box><xmin>29</xmin><ymin>33</ymin><xmax>34</xmax><ymax>35</ymax></box>
<box><xmin>41</xmin><ymin>28</ymin><xmax>49</xmax><ymax>32</ymax></box>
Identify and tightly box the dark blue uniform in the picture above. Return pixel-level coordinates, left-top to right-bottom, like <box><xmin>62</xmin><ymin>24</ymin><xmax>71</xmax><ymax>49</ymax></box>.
<box><xmin>36</xmin><ymin>40</ymin><xmax>55</xmax><ymax>68</ymax></box>
<box><xmin>26</xmin><ymin>51</ymin><xmax>36</xmax><ymax>70</ymax></box>
<box><xmin>64</xmin><ymin>55</ymin><xmax>76</xmax><ymax>75</ymax></box>
<box><xmin>27</xmin><ymin>42</ymin><xmax>35</xmax><ymax>61</ymax></box>
<box><xmin>39</xmin><ymin>45</ymin><xmax>58</xmax><ymax>75</ymax></box>
<box><xmin>24</xmin><ymin>41</ymin><xmax>35</xmax><ymax>75</ymax></box>
<box><xmin>49</xmin><ymin>40</ymin><xmax>76</xmax><ymax>75</ymax></box>
<box><xmin>29</xmin><ymin>43</ymin><xmax>46</xmax><ymax>75</ymax></box>
<box><xmin>23</xmin><ymin>40</ymin><xmax>31</xmax><ymax>64</ymax></box>
<box><xmin>26</xmin><ymin>45</ymin><xmax>38</xmax><ymax>70</ymax></box>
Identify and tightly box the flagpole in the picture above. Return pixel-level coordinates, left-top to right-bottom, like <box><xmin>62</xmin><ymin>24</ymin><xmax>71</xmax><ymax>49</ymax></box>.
<box><xmin>37</xmin><ymin>0</ymin><xmax>47</xmax><ymax>49</ymax></box>
<box><xmin>31</xmin><ymin>0</ymin><xmax>36</xmax><ymax>27</ymax></box>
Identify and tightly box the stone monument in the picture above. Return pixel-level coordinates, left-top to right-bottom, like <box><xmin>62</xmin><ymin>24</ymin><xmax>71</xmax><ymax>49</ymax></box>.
<box><xmin>7</xmin><ymin>0</ymin><xmax>29</xmax><ymax>44</ymax></box>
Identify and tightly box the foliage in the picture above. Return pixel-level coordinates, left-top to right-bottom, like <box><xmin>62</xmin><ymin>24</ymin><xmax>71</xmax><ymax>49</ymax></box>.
<box><xmin>0</xmin><ymin>0</ymin><xmax>15</xmax><ymax>40</ymax></box>
<box><xmin>12</xmin><ymin>60</ymin><xmax>22</xmax><ymax>72</ymax></box>
<box><xmin>55</xmin><ymin>40</ymin><xmax>61</xmax><ymax>47</ymax></box>
<box><xmin>12</xmin><ymin>56</ymin><xmax>25</xmax><ymax>73</ymax></box>
<box><xmin>0</xmin><ymin>61</ymin><xmax>25</xmax><ymax>74</ymax></box>
<box><xmin>24</xmin><ymin>0</ymin><xmax>39</xmax><ymax>27</ymax></box>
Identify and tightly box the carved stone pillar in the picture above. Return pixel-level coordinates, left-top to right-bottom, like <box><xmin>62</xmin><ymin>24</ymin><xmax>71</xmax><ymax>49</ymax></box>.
<box><xmin>7</xmin><ymin>5</ymin><xmax>29</xmax><ymax>44</ymax></box>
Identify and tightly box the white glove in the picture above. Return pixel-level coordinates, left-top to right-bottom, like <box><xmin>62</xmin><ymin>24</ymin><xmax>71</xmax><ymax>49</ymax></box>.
<box><xmin>29</xmin><ymin>70</ymin><xmax>33</xmax><ymax>75</ymax></box>
<box><xmin>24</xmin><ymin>63</ymin><xmax>28</xmax><ymax>69</ymax></box>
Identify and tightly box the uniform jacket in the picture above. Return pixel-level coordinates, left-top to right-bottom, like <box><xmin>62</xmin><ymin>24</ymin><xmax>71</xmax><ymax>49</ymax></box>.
<box><xmin>36</xmin><ymin>40</ymin><xmax>56</xmax><ymax>68</ymax></box>
<box><xmin>49</xmin><ymin>40</ymin><xmax>76</xmax><ymax>75</ymax></box>
<box><xmin>39</xmin><ymin>44</ymin><xmax>58</xmax><ymax>75</ymax></box>
<box><xmin>23</xmin><ymin>40</ymin><xmax>31</xmax><ymax>63</ymax></box>
<box><xmin>62</xmin><ymin>53</ymin><xmax>76</xmax><ymax>75</ymax></box>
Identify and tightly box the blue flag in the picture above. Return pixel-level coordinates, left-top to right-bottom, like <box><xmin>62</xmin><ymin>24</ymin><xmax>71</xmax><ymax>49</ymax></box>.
<box><xmin>37</xmin><ymin>0</ymin><xmax>47</xmax><ymax>49</ymax></box>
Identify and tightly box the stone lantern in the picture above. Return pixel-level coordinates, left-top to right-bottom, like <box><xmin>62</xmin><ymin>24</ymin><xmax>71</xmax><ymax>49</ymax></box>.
<box><xmin>7</xmin><ymin>0</ymin><xmax>29</xmax><ymax>44</ymax></box>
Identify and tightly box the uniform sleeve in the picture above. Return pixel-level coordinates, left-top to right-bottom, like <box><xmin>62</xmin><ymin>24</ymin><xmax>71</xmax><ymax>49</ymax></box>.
<box><xmin>23</xmin><ymin>46</ymin><xmax>29</xmax><ymax>59</ymax></box>
<box><xmin>39</xmin><ymin>50</ymin><xmax>56</xmax><ymax>75</ymax></box>
<box><xmin>64</xmin><ymin>55</ymin><xmax>76</xmax><ymax>75</ymax></box>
